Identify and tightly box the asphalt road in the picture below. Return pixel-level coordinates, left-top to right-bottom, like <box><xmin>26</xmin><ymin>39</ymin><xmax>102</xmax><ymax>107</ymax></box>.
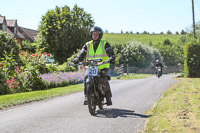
<box><xmin>0</xmin><ymin>74</ymin><xmax>177</xmax><ymax>133</ymax></box>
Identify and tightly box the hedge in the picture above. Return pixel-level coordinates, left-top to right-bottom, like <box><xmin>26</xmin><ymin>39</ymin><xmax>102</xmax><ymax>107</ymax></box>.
<box><xmin>184</xmin><ymin>40</ymin><xmax>200</xmax><ymax>77</ymax></box>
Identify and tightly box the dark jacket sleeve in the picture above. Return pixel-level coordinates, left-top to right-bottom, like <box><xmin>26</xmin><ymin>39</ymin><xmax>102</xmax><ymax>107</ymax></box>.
<box><xmin>155</xmin><ymin>63</ymin><xmax>163</xmax><ymax>68</ymax></box>
<box><xmin>105</xmin><ymin>42</ymin><xmax>115</xmax><ymax>58</ymax></box>
<box><xmin>160</xmin><ymin>63</ymin><xmax>163</xmax><ymax>68</ymax></box>
<box><xmin>76</xmin><ymin>44</ymin><xmax>87</xmax><ymax>62</ymax></box>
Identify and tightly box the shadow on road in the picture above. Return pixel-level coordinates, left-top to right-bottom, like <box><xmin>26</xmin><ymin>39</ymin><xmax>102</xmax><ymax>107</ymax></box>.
<box><xmin>95</xmin><ymin>108</ymin><xmax>151</xmax><ymax>118</ymax></box>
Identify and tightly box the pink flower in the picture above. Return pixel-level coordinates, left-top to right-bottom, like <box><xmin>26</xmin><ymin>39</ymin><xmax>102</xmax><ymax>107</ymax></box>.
<box><xmin>6</xmin><ymin>77</ymin><xmax>19</xmax><ymax>89</ymax></box>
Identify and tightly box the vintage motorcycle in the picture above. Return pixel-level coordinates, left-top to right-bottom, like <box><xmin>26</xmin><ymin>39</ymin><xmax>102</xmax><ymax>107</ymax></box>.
<box><xmin>81</xmin><ymin>58</ymin><xmax>110</xmax><ymax>115</ymax></box>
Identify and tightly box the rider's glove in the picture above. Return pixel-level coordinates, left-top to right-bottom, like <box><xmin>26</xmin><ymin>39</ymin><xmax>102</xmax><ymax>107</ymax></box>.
<box><xmin>73</xmin><ymin>58</ymin><xmax>79</xmax><ymax>64</ymax></box>
<box><xmin>108</xmin><ymin>57</ymin><xmax>115</xmax><ymax>64</ymax></box>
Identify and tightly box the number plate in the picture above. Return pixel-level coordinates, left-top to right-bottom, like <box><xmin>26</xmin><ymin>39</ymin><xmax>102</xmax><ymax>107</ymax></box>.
<box><xmin>87</xmin><ymin>66</ymin><xmax>98</xmax><ymax>76</ymax></box>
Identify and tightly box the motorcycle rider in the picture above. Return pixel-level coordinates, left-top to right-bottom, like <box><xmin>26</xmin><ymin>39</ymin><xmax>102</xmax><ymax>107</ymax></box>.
<box><xmin>155</xmin><ymin>59</ymin><xmax>163</xmax><ymax>76</ymax></box>
<box><xmin>73</xmin><ymin>26</ymin><xmax>115</xmax><ymax>106</ymax></box>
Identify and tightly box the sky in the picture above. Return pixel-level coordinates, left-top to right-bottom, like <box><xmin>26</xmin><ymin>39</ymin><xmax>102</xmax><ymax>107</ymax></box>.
<box><xmin>1</xmin><ymin>0</ymin><xmax>200</xmax><ymax>34</ymax></box>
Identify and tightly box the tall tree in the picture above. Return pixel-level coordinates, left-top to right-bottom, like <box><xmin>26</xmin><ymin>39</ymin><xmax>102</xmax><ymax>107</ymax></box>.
<box><xmin>38</xmin><ymin>5</ymin><xmax>94</xmax><ymax>64</ymax></box>
<box><xmin>181</xmin><ymin>30</ymin><xmax>186</xmax><ymax>35</ymax></box>
<box><xmin>167</xmin><ymin>30</ymin><xmax>172</xmax><ymax>34</ymax></box>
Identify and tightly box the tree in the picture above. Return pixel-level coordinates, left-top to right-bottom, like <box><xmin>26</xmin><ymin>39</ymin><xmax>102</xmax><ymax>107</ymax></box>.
<box><xmin>163</xmin><ymin>39</ymin><xmax>172</xmax><ymax>46</ymax></box>
<box><xmin>121</xmin><ymin>30</ymin><xmax>123</xmax><ymax>34</ymax></box>
<box><xmin>154</xmin><ymin>40</ymin><xmax>184</xmax><ymax>66</ymax></box>
<box><xmin>176</xmin><ymin>31</ymin><xmax>179</xmax><ymax>35</ymax></box>
<box><xmin>160</xmin><ymin>32</ymin><xmax>164</xmax><ymax>34</ymax></box>
<box><xmin>105</xmin><ymin>29</ymin><xmax>108</xmax><ymax>33</ymax></box>
<box><xmin>115</xmin><ymin>41</ymin><xmax>162</xmax><ymax>74</ymax></box>
<box><xmin>167</xmin><ymin>30</ymin><xmax>172</xmax><ymax>34</ymax></box>
<box><xmin>181</xmin><ymin>30</ymin><xmax>186</xmax><ymax>35</ymax></box>
<box><xmin>38</xmin><ymin>5</ymin><xmax>94</xmax><ymax>64</ymax></box>
<box><xmin>142</xmin><ymin>31</ymin><xmax>148</xmax><ymax>34</ymax></box>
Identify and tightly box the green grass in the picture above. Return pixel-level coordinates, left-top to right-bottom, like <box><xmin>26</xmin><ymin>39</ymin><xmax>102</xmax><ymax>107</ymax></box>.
<box><xmin>0</xmin><ymin>84</ymin><xmax>83</xmax><ymax>110</ymax></box>
<box><xmin>144</xmin><ymin>78</ymin><xmax>200</xmax><ymax>133</ymax></box>
<box><xmin>103</xmin><ymin>33</ymin><xmax>183</xmax><ymax>45</ymax></box>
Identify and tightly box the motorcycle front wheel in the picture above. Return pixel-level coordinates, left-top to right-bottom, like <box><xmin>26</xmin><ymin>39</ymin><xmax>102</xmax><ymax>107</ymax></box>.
<box><xmin>158</xmin><ymin>71</ymin><xmax>161</xmax><ymax>78</ymax></box>
<box><xmin>87</xmin><ymin>84</ymin><xmax>96</xmax><ymax>116</ymax></box>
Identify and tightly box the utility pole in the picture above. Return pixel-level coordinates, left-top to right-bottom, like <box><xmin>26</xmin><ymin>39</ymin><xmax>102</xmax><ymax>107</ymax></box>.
<box><xmin>192</xmin><ymin>0</ymin><xmax>197</xmax><ymax>38</ymax></box>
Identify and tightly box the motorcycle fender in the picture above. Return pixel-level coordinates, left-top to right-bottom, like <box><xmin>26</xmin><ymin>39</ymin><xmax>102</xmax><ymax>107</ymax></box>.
<box><xmin>86</xmin><ymin>76</ymin><xmax>94</xmax><ymax>84</ymax></box>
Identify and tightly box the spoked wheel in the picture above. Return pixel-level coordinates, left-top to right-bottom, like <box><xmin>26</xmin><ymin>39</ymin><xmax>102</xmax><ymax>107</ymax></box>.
<box><xmin>87</xmin><ymin>85</ymin><xmax>96</xmax><ymax>116</ymax></box>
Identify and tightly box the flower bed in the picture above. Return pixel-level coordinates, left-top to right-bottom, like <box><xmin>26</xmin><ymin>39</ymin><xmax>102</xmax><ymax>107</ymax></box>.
<box><xmin>41</xmin><ymin>72</ymin><xmax>85</xmax><ymax>88</ymax></box>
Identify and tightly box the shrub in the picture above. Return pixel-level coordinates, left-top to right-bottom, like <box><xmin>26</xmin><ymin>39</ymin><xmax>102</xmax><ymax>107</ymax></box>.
<box><xmin>23</xmin><ymin>63</ymin><xmax>47</xmax><ymax>90</ymax></box>
<box><xmin>184</xmin><ymin>39</ymin><xmax>200</xmax><ymax>77</ymax></box>
<box><xmin>0</xmin><ymin>31</ymin><xmax>20</xmax><ymax>61</ymax></box>
<box><xmin>114</xmin><ymin>41</ymin><xmax>162</xmax><ymax>69</ymax></box>
<box><xmin>0</xmin><ymin>70</ymin><xmax>10</xmax><ymax>95</ymax></box>
<box><xmin>19</xmin><ymin>51</ymin><xmax>48</xmax><ymax>74</ymax></box>
<box><xmin>21</xmin><ymin>40</ymin><xmax>36</xmax><ymax>53</ymax></box>
<box><xmin>0</xmin><ymin>50</ymin><xmax>48</xmax><ymax>95</ymax></box>
<box><xmin>46</xmin><ymin>63</ymin><xmax>58</xmax><ymax>73</ymax></box>
<box><xmin>57</xmin><ymin>63</ymin><xmax>75</xmax><ymax>72</ymax></box>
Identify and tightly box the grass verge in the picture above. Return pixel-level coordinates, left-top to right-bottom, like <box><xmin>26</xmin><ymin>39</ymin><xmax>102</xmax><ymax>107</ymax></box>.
<box><xmin>144</xmin><ymin>78</ymin><xmax>200</xmax><ymax>133</ymax></box>
<box><xmin>0</xmin><ymin>84</ymin><xmax>83</xmax><ymax>110</ymax></box>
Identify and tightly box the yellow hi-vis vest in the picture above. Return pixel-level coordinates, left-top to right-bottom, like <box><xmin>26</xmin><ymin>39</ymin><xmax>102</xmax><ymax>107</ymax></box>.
<box><xmin>86</xmin><ymin>40</ymin><xmax>110</xmax><ymax>70</ymax></box>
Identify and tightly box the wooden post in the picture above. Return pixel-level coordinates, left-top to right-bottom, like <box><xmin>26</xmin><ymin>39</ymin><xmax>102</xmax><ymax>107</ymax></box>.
<box><xmin>192</xmin><ymin>0</ymin><xmax>197</xmax><ymax>38</ymax></box>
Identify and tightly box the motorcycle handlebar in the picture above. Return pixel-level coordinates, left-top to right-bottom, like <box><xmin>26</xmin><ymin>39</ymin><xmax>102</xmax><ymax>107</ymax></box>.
<box><xmin>78</xmin><ymin>60</ymin><xmax>110</xmax><ymax>66</ymax></box>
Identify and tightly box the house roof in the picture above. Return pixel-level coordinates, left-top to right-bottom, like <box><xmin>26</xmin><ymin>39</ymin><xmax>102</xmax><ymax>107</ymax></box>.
<box><xmin>5</xmin><ymin>20</ymin><xmax>25</xmax><ymax>39</ymax></box>
<box><xmin>19</xmin><ymin>27</ymin><xmax>38</xmax><ymax>41</ymax></box>
<box><xmin>1</xmin><ymin>16</ymin><xmax>38</xmax><ymax>42</ymax></box>
<box><xmin>15</xmin><ymin>30</ymin><xmax>25</xmax><ymax>39</ymax></box>
<box><xmin>6</xmin><ymin>27</ymin><xmax>14</xmax><ymax>35</ymax></box>
<box><xmin>0</xmin><ymin>16</ymin><xmax>5</xmax><ymax>24</ymax></box>
<box><xmin>6</xmin><ymin>20</ymin><xmax>16</xmax><ymax>27</ymax></box>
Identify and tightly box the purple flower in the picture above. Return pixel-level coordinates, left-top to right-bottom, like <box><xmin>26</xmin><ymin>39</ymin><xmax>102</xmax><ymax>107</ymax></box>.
<box><xmin>41</xmin><ymin>72</ymin><xmax>85</xmax><ymax>88</ymax></box>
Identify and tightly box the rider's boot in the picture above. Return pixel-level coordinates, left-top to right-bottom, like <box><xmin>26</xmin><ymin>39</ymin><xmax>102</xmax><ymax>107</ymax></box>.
<box><xmin>106</xmin><ymin>97</ymin><xmax>112</xmax><ymax>106</ymax></box>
